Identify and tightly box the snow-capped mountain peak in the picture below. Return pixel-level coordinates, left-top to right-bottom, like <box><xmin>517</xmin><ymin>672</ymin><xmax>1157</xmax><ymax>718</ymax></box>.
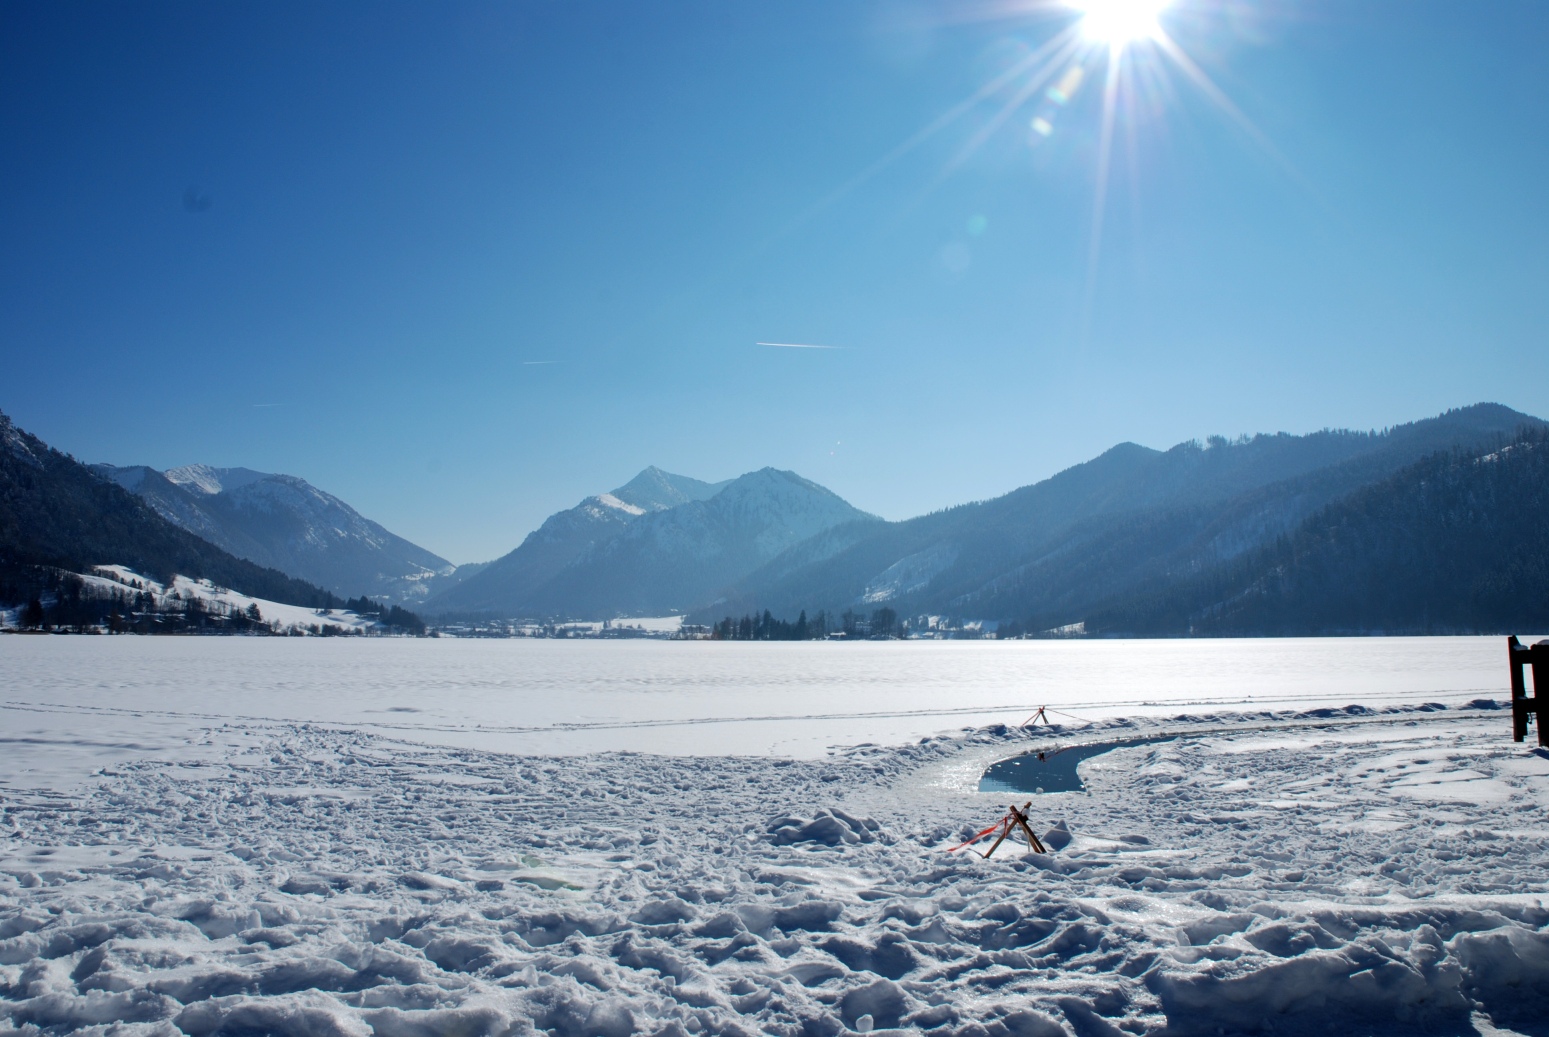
<box><xmin>164</xmin><ymin>464</ymin><xmax>272</xmax><ymax>496</ymax></box>
<box><xmin>426</xmin><ymin>464</ymin><xmax>876</xmax><ymax>618</ymax></box>
<box><xmin>594</xmin><ymin>493</ymin><xmax>646</xmax><ymax>516</ymax></box>
<box><xmin>93</xmin><ymin>461</ymin><xmax>456</xmax><ymax>603</ymax></box>
<box><xmin>611</xmin><ymin>466</ymin><xmax>729</xmax><ymax>512</ymax></box>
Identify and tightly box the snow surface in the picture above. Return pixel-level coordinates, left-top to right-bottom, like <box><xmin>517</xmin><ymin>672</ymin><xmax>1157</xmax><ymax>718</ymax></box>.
<box><xmin>608</xmin><ymin>617</ymin><xmax>685</xmax><ymax>635</ymax></box>
<box><xmin>0</xmin><ymin>636</ymin><xmax>1526</xmax><ymax>775</ymax></box>
<box><xmin>2</xmin><ymin>640</ymin><xmax>1546</xmax><ymax>1036</ymax></box>
<box><xmin>163</xmin><ymin>465</ymin><xmax>271</xmax><ymax>497</ymax></box>
<box><xmin>861</xmin><ymin>546</ymin><xmax>959</xmax><ymax>605</ymax></box>
<box><xmin>595</xmin><ymin>495</ymin><xmax>647</xmax><ymax>518</ymax></box>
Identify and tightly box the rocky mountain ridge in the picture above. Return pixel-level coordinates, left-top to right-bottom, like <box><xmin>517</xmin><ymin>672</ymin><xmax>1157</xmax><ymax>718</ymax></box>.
<box><xmin>426</xmin><ymin>466</ymin><xmax>876</xmax><ymax>618</ymax></box>
<box><xmin>92</xmin><ymin>462</ymin><xmax>460</xmax><ymax>604</ymax></box>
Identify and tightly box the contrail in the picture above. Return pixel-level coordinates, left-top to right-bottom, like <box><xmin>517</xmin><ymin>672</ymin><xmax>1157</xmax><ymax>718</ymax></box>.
<box><xmin>756</xmin><ymin>341</ymin><xmax>844</xmax><ymax>350</ymax></box>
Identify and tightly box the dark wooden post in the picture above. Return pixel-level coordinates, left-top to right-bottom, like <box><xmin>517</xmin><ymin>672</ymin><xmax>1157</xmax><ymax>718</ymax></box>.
<box><xmin>1509</xmin><ymin>635</ymin><xmax>1549</xmax><ymax>747</ymax></box>
<box><xmin>1531</xmin><ymin>640</ymin><xmax>1549</xmax><ymax>748</ymax></box>
<box><xmin>1510</xmin><ymin>636</ymin><xmax>1530</xmax><ymax>742</ymax></box>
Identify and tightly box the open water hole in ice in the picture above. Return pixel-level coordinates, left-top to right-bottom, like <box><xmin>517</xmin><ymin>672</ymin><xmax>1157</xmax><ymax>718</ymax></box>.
<box><xmin>978</xmin><ymin>736</ymin><xmax>1177</xmax><ymax>793</ymax></box>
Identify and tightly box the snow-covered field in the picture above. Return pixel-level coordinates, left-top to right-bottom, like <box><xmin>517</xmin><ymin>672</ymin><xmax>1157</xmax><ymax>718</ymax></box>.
<box><xmin>2</xmin><ymin>639</ymin><xmax>1547</xmax><ymax>1036</ymax></box>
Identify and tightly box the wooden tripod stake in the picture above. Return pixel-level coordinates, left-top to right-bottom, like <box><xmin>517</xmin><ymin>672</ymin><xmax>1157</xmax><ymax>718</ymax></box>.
<box><xmin>982</xmin><ymin>802</ymin><xmax>1047</xmax><ymax>858</ymax></box>
<box><xmin>1021</xmin><ymin>706</ymin><xmax>1052</xmax><ymax>728</ymax></box>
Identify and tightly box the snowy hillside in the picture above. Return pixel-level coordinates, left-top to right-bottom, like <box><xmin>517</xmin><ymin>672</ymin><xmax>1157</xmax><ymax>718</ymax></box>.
<box><xmin>119</xmin><ymin>568</ymin><xmax>382</xmax><ymax>635</ymax></box>
<box><xmin>93</xmin><ymin>462</ymin><xmax>458</xmax><ymax>604</ymax></box>
<box><xmin>0</xmin><ymin>564</ymin><xmax>394</xmax><ymax>635</ymax></box>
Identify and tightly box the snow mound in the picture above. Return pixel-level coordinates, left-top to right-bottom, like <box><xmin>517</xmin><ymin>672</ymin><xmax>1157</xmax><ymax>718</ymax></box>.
<box><xmin>1041</xmin><ymin>820</ymin><xmax>1073</xmax><ymax>851</ymax></box>
<box><xmin>766</xmin><ymin>808</ymin><xmax>881</xmax><ymax>846</ymax></box>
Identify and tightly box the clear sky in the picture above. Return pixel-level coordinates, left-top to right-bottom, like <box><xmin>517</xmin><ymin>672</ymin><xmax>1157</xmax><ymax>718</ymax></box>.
<box><xmin>4</xmin><ymin>0</ymin><xmax>1546</xmax><ymax>563</ymax></box>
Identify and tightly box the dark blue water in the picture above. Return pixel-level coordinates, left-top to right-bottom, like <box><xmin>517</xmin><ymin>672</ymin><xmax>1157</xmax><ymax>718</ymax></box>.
<box><xmin>978</xmin><ymin>737</ymin><xmax>1176</xmax><ymax>794</ymax></box>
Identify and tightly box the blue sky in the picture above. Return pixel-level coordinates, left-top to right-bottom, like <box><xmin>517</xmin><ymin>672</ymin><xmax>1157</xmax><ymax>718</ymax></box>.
<box><xmin>4</xmin><ymin>0</ymin><xmax>1546</xmax><ymax>563</ymax></box>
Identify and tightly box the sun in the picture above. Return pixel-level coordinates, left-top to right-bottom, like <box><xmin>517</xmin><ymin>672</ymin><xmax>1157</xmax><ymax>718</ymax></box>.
<box><xmin>799</xmin><ymin>0</ymin><xmax>1279</xmax><ymax>340</ymax></box>
<box><xmin>1069</xmin><ymin>0</ymin><xmax>1171</xmax><ymax>46</ymax></box>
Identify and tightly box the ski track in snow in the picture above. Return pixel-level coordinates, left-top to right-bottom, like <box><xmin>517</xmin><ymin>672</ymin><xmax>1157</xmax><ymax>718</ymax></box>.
<box><xmin>2</xmin><ymin>703</ymin><xmax>1548</xmax><ymax>1037</ymax></box>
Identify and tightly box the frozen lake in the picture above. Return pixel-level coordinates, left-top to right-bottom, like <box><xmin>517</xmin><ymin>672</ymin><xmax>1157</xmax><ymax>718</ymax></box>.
<box><xmin>0</xmin><ymin>635</ymin><xmax>1523</xmax><ymax>787</ymax></box>
<box><xmin>4</xmin><ymin>635</ymin><xmax>1547</xmax><ymax>1036</ymax></box>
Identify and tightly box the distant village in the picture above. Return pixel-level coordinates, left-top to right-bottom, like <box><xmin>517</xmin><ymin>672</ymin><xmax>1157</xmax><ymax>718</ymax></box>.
<box><xmin>431</xmin><ymin>610</ymin><xmax>1025</xmax><ymax>640</ymax></box>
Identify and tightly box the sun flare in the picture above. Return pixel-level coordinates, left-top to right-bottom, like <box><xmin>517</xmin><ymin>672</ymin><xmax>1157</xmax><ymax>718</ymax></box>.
<box><xmin>1070</xmin><ymin>0</ymin><xmax>1171</xmax><ymax>45</ymax></box>
<box><xmin>801</xmin><ymin>0</ymin><xmax>1282</xmax><ymax>340</ymax></box>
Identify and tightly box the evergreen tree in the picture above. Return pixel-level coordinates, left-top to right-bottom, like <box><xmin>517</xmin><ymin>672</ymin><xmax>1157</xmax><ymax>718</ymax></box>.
<box><xmin>870</xmin><ymin>607</ymin><xmax>898</xmax><ymax>638</ymax></box>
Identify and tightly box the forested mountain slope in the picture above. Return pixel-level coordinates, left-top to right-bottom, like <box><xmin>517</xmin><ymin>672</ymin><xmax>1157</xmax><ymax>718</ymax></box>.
<box><xmin>698</xmin><ymin>404</ymin><xmax>1541</xmax><ymax>627</ymax></box>
<box><xmin>1086</xmin><ymin>430</ymin><xmax>1549</xmax><ymax>635</ymax></box>
<box><xmin>92</xmin><ymin>462</ymin><xmax>456</xmax><ymax>603</ymax></box>
<box><xmin>0</xmin><ymin>411</ymin><xmax>342</xmax><ymax>610</ymax></box>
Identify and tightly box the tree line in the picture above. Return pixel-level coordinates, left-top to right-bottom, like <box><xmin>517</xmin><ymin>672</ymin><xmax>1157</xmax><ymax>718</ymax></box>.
<box><xmin>709</xmin><ymin>607</ymin><xmax>904</xmax><ymax>640</ymax></box>
<box><xmin>342</xmin><ymin>595</ymin><xmax>427</xmax><ymax>634</ymax></box>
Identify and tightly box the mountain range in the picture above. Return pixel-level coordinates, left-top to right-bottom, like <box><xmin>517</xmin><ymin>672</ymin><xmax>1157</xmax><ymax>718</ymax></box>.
<box><xmin>3</xmin><ymin>401</ymin><xmax>1545</xmax><ymax>635</ymax></box>
<box><xmin>695</xmin><ymin>403</ymin><xmax>1542</xmax><ymax>632</ymax></box>
<box><xmin>428</xmin><ymin>467</ymin><xmax>877</xmax><ymax>617</ymax></box>
<box><xmin>91</xmin><ymin>462</ymin><xmax>469</xmax><ymax>603</ymax></box>
<box><xmin>0</xmin><ymin>411</ymin><xmax>345</xmax><ymax>613</ymax></box>
<box><xmin>1084</xmin><ymin>429</ymin><xmax>1549</xmax><ymax>636</ymax></box>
